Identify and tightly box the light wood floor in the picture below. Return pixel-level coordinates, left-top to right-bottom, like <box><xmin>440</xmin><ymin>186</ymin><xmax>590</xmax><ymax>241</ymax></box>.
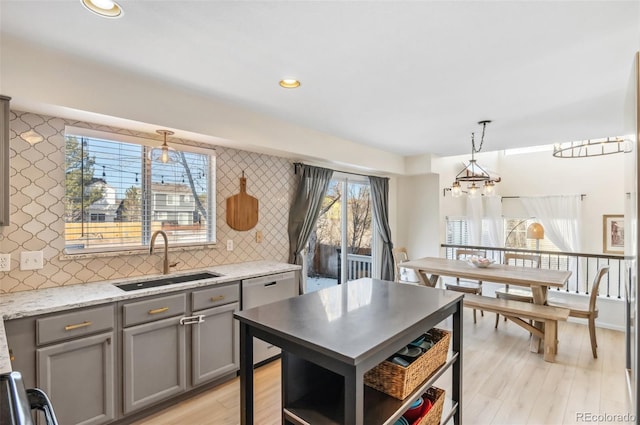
<box><xmin>133</xmin><ymin>309</ymin><xmax>633</xmax><ymax>425</ymax></box>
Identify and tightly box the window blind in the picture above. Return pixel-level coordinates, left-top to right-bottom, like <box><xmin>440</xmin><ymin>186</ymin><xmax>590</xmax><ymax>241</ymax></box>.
<box><xmin>64</xmin><ymin>133</ymin><xmax>214</xmax><ymax>253</ymax></box>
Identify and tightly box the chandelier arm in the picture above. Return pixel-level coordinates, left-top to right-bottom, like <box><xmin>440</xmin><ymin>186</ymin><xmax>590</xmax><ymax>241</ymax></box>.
<box><xmin>552</xmin><ymin>137</ymin><xmax>630</xmax><ymax>158</ymax></box>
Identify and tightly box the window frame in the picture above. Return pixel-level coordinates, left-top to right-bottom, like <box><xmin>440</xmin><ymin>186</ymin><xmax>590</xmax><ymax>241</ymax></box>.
<box><xmin>63</xmin><ymin>126</ymin><xmax>216</xmax><ymax>256</ymax></box>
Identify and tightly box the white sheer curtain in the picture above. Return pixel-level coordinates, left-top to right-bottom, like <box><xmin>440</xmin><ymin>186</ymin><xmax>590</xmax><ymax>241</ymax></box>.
<box><xmin>521</xmin><ymin>195</ymin><xmax>582</xmax><ymax>292</ymax></box>
<box><xmin>520</xmin><ymin>195</ymin><xmax>581</xmax><ymax>252</ymax></box>
<box><xmin>483</xmin><ymin>196</ymin><xmax>503</xmax><ymax>247</ymax></box>
<box><xmin>466</xmin><ymin>196</ymin><xmax>483</xmax><ymax>245</ymax></box>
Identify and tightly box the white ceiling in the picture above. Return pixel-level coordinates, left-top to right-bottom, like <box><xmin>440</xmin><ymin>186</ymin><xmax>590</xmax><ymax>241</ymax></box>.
<box><xmin>1</xmin><ymin>0</ymin><xmax>638</xmax><ymax>157</ymax></box>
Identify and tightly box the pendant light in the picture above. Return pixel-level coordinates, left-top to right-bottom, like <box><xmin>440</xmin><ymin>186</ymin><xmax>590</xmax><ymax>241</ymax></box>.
<box><xmin>156</xmin><ymin>130</ymin><xmax>174</xmax><ymax>164</ymax></box>
<box><xmin>448</xmin><ymin>120</ymin><xmax>501</xmax><ymax>198</ymax></box>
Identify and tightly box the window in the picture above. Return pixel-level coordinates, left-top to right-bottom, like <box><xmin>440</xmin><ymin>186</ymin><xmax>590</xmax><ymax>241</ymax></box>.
<box><xmin>305</xmin><ymin>175</ymin><xmax>375</xmax><ymax>290</ymax></box>
<box><xmin>504</xmin><ymin>218</ymin><xmax>559</xmax><ymax>251</ymax></box>
<box><xmin>504</xmin><ymin>218</ymin><xmax>564</xmax><ymax>269</ymax></box>
<box><xmin>64</xmin><ymin>129</ymin><xmax>215</xmax><ymax>253</ymax></box>
<box><xmin>445</xmin><ymin>217</ymin><xmax>494</xmax><ymax>246</ymax></box>
<box><xmin>445</xmin><ymin>217</ymin><xmax>469</xmax><ymax>245</ymax></box>
<box><xmin>90</xmin><ymin>213</ymin><xmax>106</xmax><ymax>222</ymax></box>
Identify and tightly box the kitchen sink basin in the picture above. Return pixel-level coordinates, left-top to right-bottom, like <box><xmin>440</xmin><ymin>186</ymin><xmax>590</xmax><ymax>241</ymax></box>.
<box><xmin>115</xmin><ymin>272</ymin><xmax>223</xmax><ymax>291</ymax></box>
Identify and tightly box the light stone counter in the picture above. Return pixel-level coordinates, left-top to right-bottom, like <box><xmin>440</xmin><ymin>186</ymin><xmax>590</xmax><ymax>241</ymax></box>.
<box><xmin>0</xmin><ymin>260</ymin><xmax>300</xmax><ymax>374</ymax></box>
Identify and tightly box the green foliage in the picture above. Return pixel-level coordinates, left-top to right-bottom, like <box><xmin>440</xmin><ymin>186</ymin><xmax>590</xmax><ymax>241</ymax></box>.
<box><xmin>64</xmin><ymin>136</ymin><xmax>104</xmax><ymax>222</ymax></box>
<box><xmin>120</xmin><ymin>186</ymin><xmax>142</xmax><ymax>222</ymax></box>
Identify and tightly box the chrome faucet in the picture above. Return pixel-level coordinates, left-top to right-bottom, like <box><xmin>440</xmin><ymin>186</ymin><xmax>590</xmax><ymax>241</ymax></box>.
<box><xmin>150</xmin><ymin>230</ymin><xmax>178</xmax><ymax>274</ymax></box>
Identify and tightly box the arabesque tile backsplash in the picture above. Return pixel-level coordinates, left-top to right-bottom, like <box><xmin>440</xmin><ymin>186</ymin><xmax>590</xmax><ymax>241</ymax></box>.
<box><xmin>0</xmin><ymin>110</ymin><xmax>294</xmax><ymax>293</ymax></box>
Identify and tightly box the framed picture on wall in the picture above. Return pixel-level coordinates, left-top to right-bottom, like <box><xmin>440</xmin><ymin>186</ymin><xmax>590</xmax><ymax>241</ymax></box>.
<box><xmin>603</xmin><ymin>214</ymin><xmax>624</xmax><ymax>254</ymax></box>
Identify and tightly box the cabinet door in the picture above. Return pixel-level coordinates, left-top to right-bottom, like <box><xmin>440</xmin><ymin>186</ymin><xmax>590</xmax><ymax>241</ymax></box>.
<box><xmin>36</xmin><ymin>332</ymin><xmax>115</xmax><ymax>425</ymax></box>
<box><xmin>122</xmin><ymin>316</ymin><xmax>186</xmax><ymax>414</ymax></box>
<box><xmin>191</xmin><ymin>302</ymin><xmax>239</xmax><ymax>386</ymax></box>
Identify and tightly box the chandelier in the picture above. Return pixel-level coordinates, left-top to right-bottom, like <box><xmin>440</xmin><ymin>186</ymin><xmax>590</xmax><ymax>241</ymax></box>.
<box><xmin>552</xmin><ymin>137</ymin><xmax>631</xmax><ymax>158</ymax></box>
<box><xmin>450</xmin><ymin>120</ymin><xmax>500</xmax><ymax>198</ymax></box>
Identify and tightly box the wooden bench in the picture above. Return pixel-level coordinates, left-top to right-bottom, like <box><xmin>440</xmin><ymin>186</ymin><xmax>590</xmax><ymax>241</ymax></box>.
<box><xmin>462</xmin><ymin>293</ymin><xmax>570</xmax><ymax>362</ymax></box>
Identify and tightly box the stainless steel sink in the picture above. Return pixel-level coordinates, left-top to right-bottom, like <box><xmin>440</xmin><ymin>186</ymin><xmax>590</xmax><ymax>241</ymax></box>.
<box><xmin>115</xmin><ymin>272</ymin><xmax>223</xmax><ymax>291</ymax></box>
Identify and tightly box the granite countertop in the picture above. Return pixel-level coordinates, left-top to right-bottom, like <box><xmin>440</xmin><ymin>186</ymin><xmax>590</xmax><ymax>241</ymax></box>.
<box><xmin>0</xmin><ymin>260</ymin><xmax>300</xmax><ymax>374</ymax></box>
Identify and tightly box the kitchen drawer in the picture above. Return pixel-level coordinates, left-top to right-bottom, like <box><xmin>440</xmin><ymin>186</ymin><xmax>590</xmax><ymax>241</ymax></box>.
<box><xmin>37</xmin><ymin>304</ymin><xmax>114</xmax><ymax>346</ymax></box>
<box><xmin>122</xmin><ymin>293</ymin><xmax>186</xmax><ymax>327</ymax></box>
<box><xmin>192</xmin><ymin>282</ymin><xmax>239</xmax><ymax>311</ymax></box>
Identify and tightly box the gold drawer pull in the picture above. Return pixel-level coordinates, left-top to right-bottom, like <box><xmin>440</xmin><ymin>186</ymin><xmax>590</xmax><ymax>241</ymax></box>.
<box><xmin>148</xmin><ymin>307</ymin><xmax>169</xmax><ymax>315</ymax></box>
<box><xmin>9</xmin><ymin>349</ymin><xmax>15</xmax><ymax>362</ymax></box>
<box><xmin>65</xmin><ymin>321</ymin><xmax>93</xmax><ymax>331</ymax></box>
<box><xmin>211</xmin><ymin>295</ymin><xmax>225</xmax><ymax>302</ymax></box>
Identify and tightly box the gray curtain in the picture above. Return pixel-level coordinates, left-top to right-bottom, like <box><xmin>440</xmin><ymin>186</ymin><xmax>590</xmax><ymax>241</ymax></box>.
<box><xmin>288</xmin><ymin>164</ymin><xmax>334</xmax><ymax>292</ymax></box>
<box><xmin>369</xmin><ymin>176</ymin><xmax>394</xmax><ymax>281</ymax></box>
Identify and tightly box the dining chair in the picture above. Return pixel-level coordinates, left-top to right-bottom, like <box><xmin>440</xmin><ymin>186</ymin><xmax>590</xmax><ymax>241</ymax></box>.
<box><xmin>392</xmin><ymin>247</ymin><xmax>409</xmax><ymax>282</ymax></box>
<box><xmin>444</xmin><ymin>249</ymin><xmax>487</xmax><ymax>323</ymax></box>
<box><xmin>547</xmin><ymin>265</ymin><xmax>609</xmax><ymax>358</ymax></box>
<box><xmin>494</xmin><ymin>253</ymin><xmax>541</xmax><ymax>328</ymax></box>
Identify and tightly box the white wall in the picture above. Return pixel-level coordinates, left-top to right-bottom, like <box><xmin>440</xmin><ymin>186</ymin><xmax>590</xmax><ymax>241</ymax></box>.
<box><xmin>394</xmin><ymin>173</ymin><xmax>440</xmax><ymax>259</ymax></box>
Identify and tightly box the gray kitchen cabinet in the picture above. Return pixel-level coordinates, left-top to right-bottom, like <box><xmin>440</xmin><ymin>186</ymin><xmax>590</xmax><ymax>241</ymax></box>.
<box><xmin>4</xmin><ymin>316</ymin><xmax>37</xmax><ymax>389</ymax></box>
<box><xmin>37</xmin><ymin>331</ymin><xmax>115</xmax><ymax>425</ymax></box>
<box><xmin>120</xmin><ymin>282</ymin><xmax>241</xmax><ymax>413</ymax></box>
<box><xmin>121</xmin><ymin>294</ymin><xmax>187</xmax><ymax>414</ymax></box>
<box><xmin>191</xmin><ymin>301</ymin><xmax>239</xmax><ymax>386</ymax></box>
<box><xmin>189</xmin><ymin>281</ymin><xmax>240</xmax><ymax>387</ymax></box>
<box><xmin>6</xmin><ymin>304</ymin><xmax>117</xmax><ymax>425</ymax></box>
<box><xmin>4</xmin><ymin>277</ymin><xmax>246</xmax><ymax>423</ymax></box>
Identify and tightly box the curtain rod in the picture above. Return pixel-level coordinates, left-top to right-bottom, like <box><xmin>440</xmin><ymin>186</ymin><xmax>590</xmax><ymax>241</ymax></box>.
<box><xmin>501</xmin><ymin>194</ymin><xmax>587</xmax><ymax>200</ymax></box>
<box><xmin>292</xmin><ymin>162</ymin><xmax>388</xmax><ymax>180</ymax></box>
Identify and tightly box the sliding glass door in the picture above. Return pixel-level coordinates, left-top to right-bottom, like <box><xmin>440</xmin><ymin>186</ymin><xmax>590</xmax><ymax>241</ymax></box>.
<box><xmin>305</xmin><ymin>174</ymin><xmax>374</xmax><ymax>292</ymax></box>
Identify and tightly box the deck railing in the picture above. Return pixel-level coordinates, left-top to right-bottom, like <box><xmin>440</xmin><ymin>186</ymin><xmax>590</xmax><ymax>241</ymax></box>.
<box><xmin>336</xmin><ymin>253</ymin><xmax>373</xmax><ymax>283</ymax></box>
<box><xmin>441</xmin><ymin>244</ymin><xmax>629</xmax><ymax>299</ymax></box>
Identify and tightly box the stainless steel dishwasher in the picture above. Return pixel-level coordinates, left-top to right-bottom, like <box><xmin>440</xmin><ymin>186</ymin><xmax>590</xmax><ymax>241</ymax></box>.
<box><xmin>241</xmin><ymin>271</ymin><xmax>297</xmax><ymax>364</ymax></box>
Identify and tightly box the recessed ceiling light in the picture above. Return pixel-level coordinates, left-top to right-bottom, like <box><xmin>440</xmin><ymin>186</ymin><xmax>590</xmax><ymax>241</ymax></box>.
<box><xmin>279</xmin><ymin>79</ymin><xmax>301</xmax><ymax>89</ymax></box>
<box><xmin>81</xmin><ymin>0</ymin><xmax>123</xmax><ymax>18</ymax></box>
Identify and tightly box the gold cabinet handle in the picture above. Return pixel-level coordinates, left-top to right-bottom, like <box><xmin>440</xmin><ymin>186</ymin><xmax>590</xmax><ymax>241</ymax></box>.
<box><xmin>9</xmin><ymin>348</ymin><xmax>15</xmax><ymax>362</ymax></box>
<box><xmin>211</xmin><ymin>295</ymin><xmax>225</xmax><ymax>302</ymax></box>
<box><xmin>148</xmin><ymin>307</ymin><xmax>169</xmax><ymax>315</ymax></box>
<box><xmin>65</xmin><ymin>321</ymin><xmax>93</xmax><ymax>331</ymax></box>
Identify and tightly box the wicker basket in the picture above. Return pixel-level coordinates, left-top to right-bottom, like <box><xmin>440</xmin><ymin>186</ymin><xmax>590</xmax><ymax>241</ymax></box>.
<box><xmin>364</xmin><ymin>328</ymin><xmax>451</xmax><ymax>400</ymax></box>
<box><xmin>414</xmin><ymin>387</ymin><xmax>446</xmax><ymax>425</ymax></box>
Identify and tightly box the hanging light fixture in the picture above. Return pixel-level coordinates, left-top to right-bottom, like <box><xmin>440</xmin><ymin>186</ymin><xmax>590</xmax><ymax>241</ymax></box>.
<box><xmin>449</xmin><ymin>120</ymin><xmax>500</xmax><ymax>198</ymax></box>
<box><xmin>152</xmin><ymin>130</ymin><xmax>174</xmax><ymax>164</ymax></box>
<box><xmin>552</xmin><ymin>136</ymin><xmax>631</xmax><ymax>158</ymax></box>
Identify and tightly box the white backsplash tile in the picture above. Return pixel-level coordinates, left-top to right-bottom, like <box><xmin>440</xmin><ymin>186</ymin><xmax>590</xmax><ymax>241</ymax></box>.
<box><xmin>0</xmin><ymin>110</ymin><xmax>295</xmax><ymax>293</ymax></box>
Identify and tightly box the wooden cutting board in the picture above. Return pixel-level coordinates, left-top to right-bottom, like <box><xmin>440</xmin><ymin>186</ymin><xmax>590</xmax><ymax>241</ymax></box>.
<box><xmin>226</xmin><ymin>173</ymin><xmax>259</xmax><ymax>231</ymax></box>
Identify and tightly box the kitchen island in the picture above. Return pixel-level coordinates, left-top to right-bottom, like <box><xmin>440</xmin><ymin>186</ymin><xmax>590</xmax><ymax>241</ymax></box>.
<box><xmin>235</xmin><ymin>278</ymin><xmax>463</xmax><ymax>425</ymax></box>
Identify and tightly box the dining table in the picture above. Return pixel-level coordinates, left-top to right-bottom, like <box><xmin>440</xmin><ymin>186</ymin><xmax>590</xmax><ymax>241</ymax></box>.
<box><xmin>399</xmin><ymin>256</ymin><xmax>572</xmax><ymax>353</ymax></box>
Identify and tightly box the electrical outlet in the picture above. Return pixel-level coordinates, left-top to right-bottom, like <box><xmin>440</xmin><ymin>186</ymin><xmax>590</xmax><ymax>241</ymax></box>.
<box><xmin>256</xmin><ymin>231</ymin><xmax>263</xmax><ymax>243</ymax></box>
<box><xmin>0</xmin><ymin>254</ymin><xmax>10</xmax><ymax>271</ymax></box>
<box><xmin>20</xmin><ymin>251</ymin><xmax>44</xmax><ymax>271</ymax></box>
<box><xmin>226</xmin><ymin>240</ymin><xmax>234</xmax><ymax>251</ymax></box>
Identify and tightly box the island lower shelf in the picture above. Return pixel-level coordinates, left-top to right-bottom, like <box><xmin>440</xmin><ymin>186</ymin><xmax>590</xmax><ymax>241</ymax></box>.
<box><xmin>283</xmin><ymin>351</ymin><xmax>459</xmax><ymax>425</ymax></box>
